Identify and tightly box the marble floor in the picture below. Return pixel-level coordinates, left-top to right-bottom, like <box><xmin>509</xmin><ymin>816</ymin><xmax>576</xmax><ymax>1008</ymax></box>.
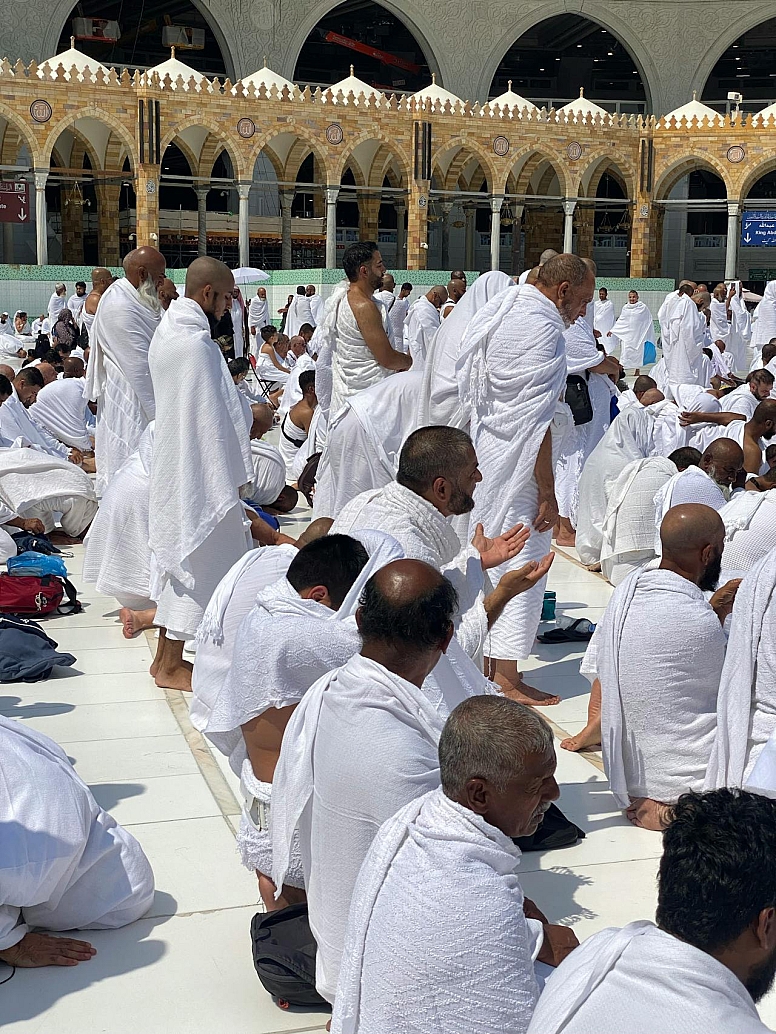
<box><xmin>3</xmin><ymin>515</ymin><xmax>775</xmax><ymax>1031</ymax></box>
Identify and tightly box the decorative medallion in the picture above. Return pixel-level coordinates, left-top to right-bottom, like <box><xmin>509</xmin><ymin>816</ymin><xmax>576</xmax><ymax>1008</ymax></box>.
<box><xmin>727</xmin><ymin>145</ymin><xmax>745</xmax><ymax>164</ymax></box>
<box><xmin>30</xmin><ymin>99</ymin><xmax>52</xmax><ymax>123</ymax></box>
<box><xmin>146</xmin><ymin>180</ymin><xmax>156</xmax><ymax>195</ymax></box>
<box><xmin>237</xmin><ymin>117</ymin><xmax>255</xmax><ymax>139</ymax></box>
<box><xmin>493</xmin><ymin>135</ymin><xmax>510</xmax><ymax>157</ymax></box>
<box><xmin>325</xmin><ymin>123</ymin><xmax>344</xmax><ymax>145</ymax></box>
<box><xmin>639</xmin><ymin>203</ymin><xmax>650</xmax><ymax>218</ymax></box>
<box><xmin>566</xmin><ymin>141</ymin><xmax>583</xmax><ymax>161</ymax></box>
<box><xmin>418</xmin><ymin>194</ymin><xmax>427</xmax><ymax>208</ymax></box>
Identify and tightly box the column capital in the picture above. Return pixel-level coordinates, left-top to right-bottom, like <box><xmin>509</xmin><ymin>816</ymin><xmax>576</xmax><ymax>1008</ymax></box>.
<box><xmin>195</xmin><ymin>185</ymin><xmax>210</xmax><ymax>201</ymax></box>
<box><xmin>727</xmin><ymin>201</ymin><xmax>741</xmax><ymax>217</ymax></box>
<box><xmin>34</xmin><ymin>170</ymin><xmax>48</xmax><ymax>191</ymax></box>
<box><xmin>393</xmin><ymin>199</ymin><xmax>406</xmax><ymax>212</ymax></box>
<box><xmin>490</xmin><ymin>194</ymin><xmax>504</xmax><ymax>214</ymax></box>
<box><xmin>280</xmin><ymin>188</ymin><xmax>295</xmax><ymax>207</ymax></box>
<box><xmin>325</xmin><ymin>186</ymin><xmax>340</xmax><ymax>205</ymax></box>
<box><xmin>563</xmin><ymin>199</ymin><xmax>577</xmax><ymax>217</ymax></box>
<box><xmin>237</xmin><ymin>182</ymin><xmax>252</xmax><ymax>201</ymax></box>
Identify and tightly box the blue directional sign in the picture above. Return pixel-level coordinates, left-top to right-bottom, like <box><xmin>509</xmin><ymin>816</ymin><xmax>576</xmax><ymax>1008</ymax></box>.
<box><xmin>741</xmin><ymin>211</ymin><xmax>776</xmax><ymax>247</ymax></box>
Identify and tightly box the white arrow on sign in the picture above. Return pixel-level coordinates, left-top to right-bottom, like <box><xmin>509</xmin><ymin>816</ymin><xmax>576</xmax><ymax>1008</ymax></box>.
<box><xmin>17</xmin><ymin>208</ymin><xmax>26</xmax><ymax>222</ymax></box>
<box><xmin>744</xmin><ymin>233</ymin><xmax>752</xmax><ymax>243</ymax></box>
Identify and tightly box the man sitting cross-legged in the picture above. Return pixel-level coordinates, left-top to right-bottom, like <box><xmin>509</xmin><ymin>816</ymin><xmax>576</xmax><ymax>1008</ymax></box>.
<box><xmin>528</xmin><ymin>789</ymin><xmax>776</xmax><ymax>1033</ymax></box>
<box><xmin>277</xmin><ymin>369</ymin><xmax>318</xmax><ymax>480</ymax></box>
<box><xmin>332</xmin><ymin>425</ymin><xmax>553</xmax><ymax>688</ymax></box>
<box><xmin>332</xmin><ymin>695</ymin><xmax>578</xmax><ymax>1034</ymax></box>
<box><xmin>581</xmin><ymin>503</ymin><xmax>739</xmax><ymax>829</ymax></box>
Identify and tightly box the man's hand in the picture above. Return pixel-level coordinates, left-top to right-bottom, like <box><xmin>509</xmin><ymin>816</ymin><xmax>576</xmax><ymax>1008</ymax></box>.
<box><xmin>21</xmin><ymin>518</ymin><xmax>46</xmax><ymax>534</ymax></box>
<box><xmin>679</xmin><ymin>410</ymin><xmax>706</xmax><ymax>427</ymax></box>
<box><xmin>534</xmin><ymin>492</ymin><xmax>559</xmax><ymax>532</ymax></box>
<box><xmin>471</xmin><ymin>522</ymin><xmax>529</xmax><ymax>570</ymax></box>
<box><xmin>68</xmin><ymin>448</ymin><xmax>84</xmax><ymax>465</ymax></box>
<box><xmin>274</xmin><ymin>532</ymin><xmax>298</xmax><ymax>547</ymax></box>
<box><xmin>16</xmin><ymin>348</ymin><xmax>26</xmax><ymax>359</ymax></box>
<box><xmin>537</xmin><ymin>924</ymin><xmax>579</xmax><ymax>968</ymax></box>
<box><xmin>710</xmin><ymin>578</ymin><xmax>741</xmax><ymax>623</ymax></box>
<box><xmin>0</xmin><ymin>932</ymin><xmax>96</xmax><ymax>968</ymax></box>
<box><xmin>496</xmin><ymin>554</ymin><xmax>554</xmax><ymax>598</ymax></box>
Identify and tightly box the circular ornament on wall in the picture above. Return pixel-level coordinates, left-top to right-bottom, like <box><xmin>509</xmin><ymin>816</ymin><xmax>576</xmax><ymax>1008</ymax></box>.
<box><xmin>566</xmin><ymin>141</ymin><xmax>583</xmax><ymax>161</ymax></box>
<box><xmin>418</xmin><ymin>194</ymin><xmax>427</xmax><ymax>208</ymax></box>
<box><xmin>146</xmin><ymin>180</ymin><xmax>156</xmax><ymax>195</ymax></box>
<box><xmin>30</xmin><ymin>99</ymin><xmax>52</xmax><ymax>123</ymax></box>
<box><xmin>493</xmin><ymin>135</ymin><xmax>510</xmax><ymax>157</ymax></box>
<box><xmin>325</xmin><ymin>123</ymin><xmax>344</xmax><ymax>145</ymax></box>
<box><xmin>727</xmin><ymin>145</ymin><xmax>745</xmax><ymax>164</ymax></box>
<box><xmin>237</xmin><ymin>118</ymin><xmax>256</xmax><ymax>139</ymax></box>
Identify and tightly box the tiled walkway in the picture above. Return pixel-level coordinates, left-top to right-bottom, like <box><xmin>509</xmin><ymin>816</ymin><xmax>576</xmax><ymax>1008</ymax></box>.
<box><xmin>4</xmin><ymin>522</ymin><xmax>776</xmax><ymax>1030</ymax></box>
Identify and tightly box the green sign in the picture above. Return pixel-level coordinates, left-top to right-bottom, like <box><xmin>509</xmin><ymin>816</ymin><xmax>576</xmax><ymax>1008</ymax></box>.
<box><xmin>748</xmin><ymin>268</ymin><xmax>776</xmax><ymax>280</ymax></box>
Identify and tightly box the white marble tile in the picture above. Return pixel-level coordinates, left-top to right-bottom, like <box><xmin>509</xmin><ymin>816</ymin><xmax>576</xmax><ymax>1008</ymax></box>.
<box><xmin>66</xmin><ymin>735</ymin><xmax>199</xmax><ymax>782</ymax></box>
<box><xmin>89</xmin><ymin>772</ymin><xmax>221</xmax><ymax>825</ymax></box>
<box><xmin>17</xmin><ymin>699</ymin><xmax>181</xmax><ymax>742</ymax></box>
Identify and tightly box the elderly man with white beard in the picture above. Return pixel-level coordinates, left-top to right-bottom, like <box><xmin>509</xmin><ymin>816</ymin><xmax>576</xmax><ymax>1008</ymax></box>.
<box><xmin>404</xmin><ymin>286</ymin><xmax>446</xmax><ymax>367</ymax></box>
<box><xmin>457</xmin><ymin>254</ymin><xmax>594</xmax><ymax>705</ymax></box>
<box><xmin>653</xmin><ymin>439</ymin><xmax>744</xmax><ymax>544</ymax></box>
<box><xmin>85</xmin><ymin>247</ymin><xmax>166</xmax><ymax>496</ymax></box>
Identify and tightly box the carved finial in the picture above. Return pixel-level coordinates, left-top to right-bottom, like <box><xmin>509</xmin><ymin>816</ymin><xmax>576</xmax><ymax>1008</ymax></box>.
<box><xmin>579</xmin><ymin>87</ymin><xmax>584</xmax><ymax>97</ymax></box>
<box><xmin>692</xmin><ymin>90</ymin><xmax>697</xmax><ymax>101</ymax></box>
<box><xmin>432</xmin><ymin>72</ymin><xmax>437</xmax><ymax>84</ymax></box>
<box><xmin>507</xmin><ymin>79</ymin><xmax>512</xmax><ymax>91</ymax></box>
<box><xmin>350</xmin><ymin>64</ymin><xmax>354</xmax><ymax>77</ymax></box>
<box><xmin>70</xmin><ymin>36</ymin><xmax>75</xmax><ymax>49</ymax></box>
<box><xmin>263</xmin><ymin>54</ymin><xmax>267</xmax><ymax>67</ymax></box>
<box><xmin>171</xmin><ymin>45</ymin><xmax>176</xmax><ymax>60</ymax></box>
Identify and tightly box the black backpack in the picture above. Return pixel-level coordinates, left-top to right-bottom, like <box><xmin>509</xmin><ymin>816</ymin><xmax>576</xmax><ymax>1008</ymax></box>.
<box><xmin>250</xmin><ymin>903</ymin><xmax>330</xmax><ymax>1010</ymax></box>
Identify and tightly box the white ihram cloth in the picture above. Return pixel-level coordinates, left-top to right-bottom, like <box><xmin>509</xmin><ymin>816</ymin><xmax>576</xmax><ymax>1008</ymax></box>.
<box><xmin>582</xmin><ymin>568</ymin><xmax>725</xmax><ymax>807</ymax></box>
<box><xmin>313</xmin><ymin>371</ymin><xmax>422</xmax><ymax>519</ymax></box>
<box><xmin>0</xmin><ymin>387</ymin><xmax>68</xmax><ymax>459</ymax></box>
<box><xmin>729</xmin><ymin>290</ymin><xmax>752</xmax><ymax>372</ymax></box>
<box><xmin>0</xmin><ymin>714</ymin><xmax>154</xmax><ymax>950</ymax></box>
<box><xmin>84</xmin><ymin>277</ymin><xmax>160</xmax><ymax>495</ymax></box>
<box><xmin>0</xmin><ymin>447</ymin><xmax>97</xmax><ymax>535</ymax></box>
<box><xmin>291</xmin><ymin>405</ymin><xmax>326</xmax><ymax>483</ymax></box>
<box><xmin>272</xmin><ymin>647</ymin><xmax>493</xmax><ymax>1004</ymax></box>
<box><xmin>277</xmin><ymin>353</ymin><xmax>315</xmax><ymax>417</ymax></box>
<box><xmin>653</xmin><ymin>466</ymin><xmax>727</xmax><ymax>550</ymax></box>
<box><xmin>576</xmin><ymin>406</ymin><xmax>655</xmax><ymax>566</ymax></box>
<box><xmin>149</xmin><ymin>298</ymin><xmax>253</xmax><ymax>636</ymax></box>
<box><xmin>83</xmin><ymin>424</ymin><xmax>154</xmax><ymax>606</ymax></box>
<box><xmin>332</xmin><ymin>787</ymin><xmax>543</xmax><ymax>1034</ymax></box>
<box><xmin>710</xmin><ymin>339</ymin><xmax>736</xmax><ymax>380</ymax></box>
<box><xmin>248</xmin><ymin>295</ymin><xmax>269</xmax><ymax>330</ymax></box>
<box><xmin>248</xmin><ymin>439</ymin><xmax>286</xmax><ymax>506</ymax></box>
<box><xmin>30</xmin><ymin>378</ymin><xmax>93</xmax><ymax>451</ymax></box>
<box><xmin>404</xmin><ymin>295</ymin><xmax>440</xmax><ymax>368</ymax></box>
<box><xmin>657</xmin><ymin>290</ymin><xmax>682</xmax><ymax>347</ymax></box>
<box><xmin>277</xmin><ymin>413</ymin><xmax>309</xmax><ymax>479</ymax></box>
<box><xmin>751</xmin><ymin>280</ymin><xmax>776</xmax><ymax>351</ymax></box>
<box><xmin>720</xmin><ymin>491</ymin><xmax>776</xmax><ymax>581</ymax></box>
<box><xmin>316</xmin><ymin>284</ymin><xmax>392</xmax><ymax>420</ymax></box>
<box><xmin>331</xmin><ymin>479</ymin><xmax>489</xmax><ymax>660</ymax></box>
<box><xmin>664</xmin><ymin>294</ymin><xmax>705</xmax><ymax>394</ymax></box>
<box><xmin>555</xmin><ymin>312</ymin><xmax>615</xmax><ymax>527</ymax></box>
<box><xmin>705</xmin><ymin>549</ymin><xmax>776</xmax><ymax>789</ymax></box>
<box><xmin>67</xmin><ymin>293</ymin><xmax>85</xmax><ymax>319</ymax></box>
<box><xmin>417</xmin><ymin>271</ymin><xmax>513</xmax><ymax>429</ymax></box>
<box><xmin>200</xmin><ymin>531</ymin><xmax>401</xmax><ymax>880</ymax></box>
<box><xmin>709</xmin><ymin>296</ymin><xmax>731</xmax><ymax>342</ymax></box>
<box><xmin>0</xmin><ymin>334</ymin><xmax>21</xmax><ymax>357</ymax></box>
<box><xmin>457</xmin><ymin>283</ymin><xmax>566</xmax><ymax>659</ymax></box>
<box><xmin>255</xmin><ymin>346</ymin><xmax>290</xmax><ymax>385</ymax></box>
<box><xmin>599</xmin><ymin>457</ymin><xmax>676</xmax><ymax>586</ymax></box>
<box><xmin>285</xmin><ymin>293</ymin><xmax>315</xmax><ymax>338</ymax></box>
<box><xmin>47</xmin><ymin>291</ymin><xmax>65</xmax><ymax>325</ymax></box>
<box><xmin>609</xmin><ymin>300</ymin><xmax>654</xmax><ymax>367</ymax></box>
<box><xmin>388</xmin><ymin>295</ymin><xmax>410</xmax><ymax>345</ymax></box>
<box><xmin>594</xmin><ymin>298</ymin><xmax>615</xmax><ymax>339</ymax></box>
<box><xmin>526</xmin><ymin>921</ymin><xmax>769</xmax><ymax>1034</ymax></box>
<box><xmin>231</xmin><ymin>297</ymin><xmax>246</xmax><ymax>358</ymax></box>
<box><xmin>722</xmin><ymin>383</ymin><xmax>760</xmax><ymax>420</ymax></box>
<box><xmin>310</xmin><ymin>293</ymin><xmax>324</xmax><ymax>325</ymax></box>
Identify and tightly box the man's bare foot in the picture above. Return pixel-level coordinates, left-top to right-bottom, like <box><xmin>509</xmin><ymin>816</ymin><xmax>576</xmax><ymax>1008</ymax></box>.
<box><xmin>120</xmin><ymin>607</ymin><xmax>157</xmax><ymax>639</ymax></box>
<box><xmin>154</xmin><ymin>658</ymin><xmax>193</xmax><ymax>691</ymax></box>
<box><xmin>626</xmin><ymin>797</ymin><xmax>673</xmax><ymax>831</ymax></box>
<box><xmin>48</xmin><ymin>530</ymin><xmax>83</xmax><ymax>545</ymax></box>
<box><xmin>560</xmin><ymin>719</ymin><xmax>602</xmax><ymax>752</ymax></box>
<box><xmin>497</xmin><ymin>673</ymin><xmax>561</xmax><ymax>706</ymax></box>
<box><xmin>554</xmin><ymin>532</ymin><xmax>577</xmax><ymax>546</ymax></box>
<box><xmin>0</xmin><ymin>931</ymin><xmax>96</xmax><ymax>968</ymax></box>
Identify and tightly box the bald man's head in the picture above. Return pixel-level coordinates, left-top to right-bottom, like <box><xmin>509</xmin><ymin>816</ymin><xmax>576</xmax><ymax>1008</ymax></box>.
<box><xmin>185</xmin><ymin>257</ymin><xmax>234</xmax><ymax>321</ymax></box>
<box><xmin>249</xmin><ymin>402</ymin><xmax>274</xmax><ymax>439</ymax></box>
<box><xmin>123</xmin><ymin>247</ymin><xmax>166</xmax><ymax>289</ymax></box>
<box><xmin>752</xmin><ymin>399</ymin><xmax>776</xmax><ymax>440</ymax></box>
<box><xmin>382</xmin><ymin>273</ymin><xmax>396</xmax><ymax>293</ymax></box>
<box><xmin>660</xmin><ymin>503</ymin><xmax>725</xmax><ymax>591</ymax></box>
<box><xmin>91</xmin><ymin>266</ymin><xmax>112</xmax><ymax>292</ymax></box>
<box><xmin>700</xmin><ymin>439</ymin><xmax>743</xmax><ymax>488</ymax></box>
<box><xmin>447</xmin><ymin>278</ymin><xmax>466</xmax><ymax>303</ymax></box>
<box><xmin>0</xmin><ymin>364</ymin><xmax>14</xmax><ymax>381</ymax></box>
<box><xmin>357</xmin><ymin>559</ymin><xmax>458</xmax><ymax>663</ymax></box>
<box><xmin>539</xmin><ymin>249</ymin><xmax>559</xmax><ymax>266</ymax></box>
<box><xmin>36</xmin><ymin>362</ymin><xmax>57</xmax><ymax>386</ymax></box>
<box><xmin>640</xmin><ymin>388</ymin><xmax>665</xmax><ymax>406</ymax></box>
<box><xmin>427</xmin><ymin>286</ymin><xmax>448</xmax><ymax>309</ymax></box>
<box><xmin>63</xmin><ymin>356</ymin><xmax>85</xmax><ymax>378</ymax></box>
<box><xmin>633</xmin><ymin>375</ymin><xmax>657</xmax><ymax>399</ymax></box>
<box><xmin>526</xmin><ymin>266</ymin><xmax>541</xmax><ymax>285</ymax></box>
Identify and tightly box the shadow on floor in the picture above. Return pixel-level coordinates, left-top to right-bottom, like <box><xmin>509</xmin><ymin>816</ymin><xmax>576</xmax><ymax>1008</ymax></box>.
<box><xmin>88</xmin><ymin>782</ymin><xmax>147</xmax><ymax>812</ymax></box>
<box><xmin>0</xmin><ymin>696</ymin><xmax>75</xmax><ymax>719</ymax></box>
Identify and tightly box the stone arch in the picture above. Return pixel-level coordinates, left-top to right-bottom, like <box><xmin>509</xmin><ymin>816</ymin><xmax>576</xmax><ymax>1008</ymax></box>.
<box><xmin>653</xmin><ymin>153</ymin><xmax>733</xmax><ymax>200</ymax></box>
<box><xmin>478</xmin><ymin>3</ymin><xmax>658</xmax><ymax>114</ymax></box>
<box><xmin>159</xmin><ymin>118</ymin><xmax>244</xmax><ymax>181</ymax></box>
<box><xmin>693</xmin><ymin>11</ymin><xmax>776</xmax><ymax>100</ymax></box>
<box><xmin>509</xmin><ymin>147</ymin><xmax>570</xmax><ymax>197</ymax></box>
<box><xmin>0</xmin><ymin>104</ymin><xmax>40</xmax><ymax>166</ymax></box>
<box><xmin>369</xmin><ymin>144</ymin><xmax>408</xmax><ymax>190</ymax></box>
<box><xmin>739</xmin><ymin>155</ymin><xmax>776</xmax><ymax>202</ymax></box>
<box><xmin>577</xmin><ymin>153</ymin><xmax>637</xmax><ymax>200</ymax></box>
<box><xmin>41</xmin><ymin>106</ymin><xmax>137</xmax><ymax>169</ymax></box>
<box><xmin>433</xmin><ymin>137</ymin><xmax>497</xmax><ymax>192</ymax></box>
<box><xmin>246</xmin><ymin>127</ymin><xmax>330</xmax><ymax>185</ymax></box>
<box><xmin>331</xmin><ymin>132</ymin><xmax>411</xmax><ymax>188</ymax></box>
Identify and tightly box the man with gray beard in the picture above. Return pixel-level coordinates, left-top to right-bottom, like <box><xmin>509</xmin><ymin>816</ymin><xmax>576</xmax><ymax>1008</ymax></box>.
<box><xmin>84</xmin><ymin>247</ymin><xmax>166</xmax><ymax>495</ymax></box>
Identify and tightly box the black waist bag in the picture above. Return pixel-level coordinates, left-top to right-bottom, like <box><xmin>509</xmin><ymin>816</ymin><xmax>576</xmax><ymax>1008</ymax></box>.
<box><xmin>565</xmin><ymin>372</ymin><xmax>593</xmax><ymax>425</ymax></box>
<box><xmin>250</xmin><ymin>903</ymin><xmax>330</xmax><ymax>1009</ymax></box>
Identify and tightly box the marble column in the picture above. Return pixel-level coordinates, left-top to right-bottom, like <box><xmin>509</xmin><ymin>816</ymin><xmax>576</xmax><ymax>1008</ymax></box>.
<box><xmin>280</xmin><ymin>189</ymin><xmax>293</xmax><ymax>269</ymax></box>
<box><xmin>237</xmin><ymin>182</ymin><xmax>251</xmax><ymax>267</ymax></box>
<box><xmin>563</xmin><ymin>199</ymin><xmax>577</xmax><ymax>253</ymax></box>
<box><xmin>464</xmin><ymin>203</ymin><xmax>476</xmax><ymax>269</ymax></box>
<box><xmin>394</xmin><ymin>202</ymin><xmax>406</xmax><ymax>267</ymax></box>
<box><xmin>490</xmin><ymin>195</ymin><xmax>504</xmax><ymax>271</ymax></box>
<box><xmin>725</xmin><ymin>201</ymin><xmax>740</xmax><ymax>279</ymax></box>
<box><xmin>325</xmin><ymin>186</ymin><xmax>339</xmax><ymax>268</ymax></box>
<box><xmin>34</xmin><ymin>171</ymin><xmax>48</xmax><ymax>266</ymax></box>
<box><xmin>196</xmin><ymin>187</ymin><xmax>209</xmax><ymax>257</ymax></box>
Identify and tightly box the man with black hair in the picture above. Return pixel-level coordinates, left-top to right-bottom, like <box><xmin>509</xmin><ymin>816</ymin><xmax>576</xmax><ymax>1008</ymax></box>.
<box><xmin>528</xmin><ymin>788</ymin><xmax>776</xmax><ymax>1033</ymax></box>
<box><xmin>193</xmin><ymin>532</ymin><xmax>374</xmax><ymax>910</ymax></box>
<box><xmin>387</xmin><ymin>280</ymin><xmax>413</xmax><ymax>345</ymax></box>
<box><xmin>278</xmin><ymin>369</ymin><xmax>317</xmax><ymax>479</ymax></box>
<box><xmin>0</xmin><ymin>367</ymin><xmax>85</xmax><ymax>464</ymax></box>
<box><xmin>285</xmin><ymin>284</ymin><xmax>314</xmax><ymax>338</ymax></box>
<box><xmin>67</xmin><ymin>280</ymin><xmax>87</xmax><ymax>320</ymax></box>
<box><xmin>317</xmin><ymin>241</ymin><xmax>411</xmax><ymax>418</ymax></box>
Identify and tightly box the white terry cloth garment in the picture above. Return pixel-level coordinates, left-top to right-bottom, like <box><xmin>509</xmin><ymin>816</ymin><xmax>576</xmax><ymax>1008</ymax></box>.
<box><xmin>248</xmin><ymin>439</ymin><xmax>286</xmax><ymax>506</ymax></box>
<box><xmin>555</xmin><ymin>311</ymin><xmax>615</xmax><ymax>528</ymax></box>
<box><xmin>404</xmin><ymin>295</ymin><xmax>440</xmax><ymax>368</ymax></box>
<box><xmin>655</xmin><ymin>384</ymin><xmax>721</xmax><ymax>455</ymax></box>
<box><xmin>277</xmin><ymin>353</ymin><xmax>315</xmax><ymax>418</ymax></box>
<box><xmin>231</xmin><ymin>297</ymin><xmax>246</xmax><ymax>359</ymax></box>
<box><xmin>751</xmin><ymin>280</ymin><xmax>776</xmax><ymax>353</ymax></box>
<box><xmin>331</xmin><ymin>479</ymin><xmax>488</xmax><ymax>660</ymax></box>
<box><xmin>30</xmin><ymin>378</ymin><xmax>93</xmax><ymax>451</ymax></box>
<box><xmin>84</xmin><ymin>277</ymin><xmax>160</xmax><ymax>496</ymax></box>
<box><xmin>609</xmin><ymin>299</ymin><xmax>654</xmax><ymax>367</ymax></box>
<box><xmin>657</xmin><ymin>290</ymin><xmax>682</xmax><ymax>348</ymax></box>
<box><xmin>67</xmin><ymin>293</ymin><xmax>85</xmax><ymax>319</ymax></box>
<box><xmin>526</xmin><ymin>921</ymin><xmax>770</xmax><ymax>1034</ymax></box>
<box><xmin>315</xmin><ymin>283</ymin><xmax>393</xmax><ymax>420</ymax></box>
<box><xmin>722</xmin><ymin>383</ymin><xmax>760</xmax><ymax>420</ymax></box>
<box><xmin>705</xmin><ymin>549</ymin><xmax>776</xmax><ymax>790</ymax></box>
<box><xmin>720</xmin><ymin>491</ymin><xmax>776</xmax><ymax>581</ymax></box>
<box><xmin>581</xmin><ymin>567</ymin><xmax>726</xmax><ymax>808</ymax></box>
<box><xmin>653</xmin><ymin>466</ymin><xmax>727</xmax><ymax>549</ymax></box>
<box><xmin>83</xmin><ymin>424</ymin><xmax>154</xmax><ymax>605</ymax></box>
<box><xmin>575</xmin><ymin>406</ymin><xmax>655</xmax><ymax>566</ymax></box>
<box><xmin>663</xmin><ymin>293</ymin><xmax>705</xmax><ymax>395</ymax></box>
<box><xmin>200</xmin><ymin>531</ymin><xmax>402</xmax><ymax>881</ymax></box>
<box><xmin>332</xmin><ymin>786</ymin><xmax>543</xmax><ymax>1034</ymax></box>
<box><xmin>255</xmin><ymin>346</ymin><xmax>290</xmax><ymax>386</ymax></box>
<box><xmin>285</xmin><ymin>293</ymin><xmax>315</xmax><ymax>338</ymax></box>
<box><xmin>0</xmin><ymin>446</ymin><xmax>97</xmax><ymax>536</ymax></box>
<box><xmin>149</xmin><ymin>297</ymin><xmax>253</xmax><ymax>639</ymax></box>
<box><xmin>277</xmin><ymin>413</ymin><xmax>309</xmax><ymax>479</ymax></box>
<box><xmin>709</xmin><ymin>296</ymin><xmax>731</xmax><ymax>342</ymax></box>
<box><xmin>0</xmin><ymin>714</ymin><xmax>154</xmax><ymax>950</ymax></box>
<box><xmin>600</xmin><ymin>457</ymin><xmax>676</xmax><ymax>586</ymax></box>
<box><xmin>457</xmin><ymin>283</ymin><xmax>567</xmax><ymax>660</ymax></box>
<box><xmin>271</xmin><ymin>650</ymin><xmax>474</xmax><ymax>1004</ymax></box>
<box><xmin>594</xmin><ymin>297</ymin><xmax>616</xmax><ymax>339</ymax></box>
<box><xmin>48</xmin><ymin>291</ymin><xmax>65</xmax><ymax>325</ymax></box>
<box><xmin>248</xmin><ymin>294</ymin><xmax>269</xmax><ymax>331</ymax></box>
<box><xmin>709</xmin><ymin>339</ymin><xmax>736</xmax><ymax>380</ymax></box>
<box><xmin>417</xmin><ymin>271</ymin><xmax>513</xmax><ymax>430</ymax></box>
<box><xmin>291</xmin><ymin>405</ymin><xmax>326</xmax><ymax>483</ymax></box>
<box><xmin>729</xmin><ymin>289</ymin><xmax>752</xmax><ymax>373</ymax></box>
<box><xmin>313</xmin><ymin>371</ymin><xmax>422</xmax><ymax>520</ymax></box>
<box><xmin>387</xmin><ymin>295</ymin><xmax>409</xmax><ymax>347</ymax></box>
<box><xmin>0</xmin><ymin>387</ymin><xmax>68</xmax><ymax>459</ymax></box>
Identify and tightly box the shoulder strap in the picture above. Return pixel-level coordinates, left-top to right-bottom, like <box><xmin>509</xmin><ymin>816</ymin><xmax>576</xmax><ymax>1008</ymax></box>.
<box><xmin>57</xmin><ymin>577</ymin><xmax>82</xmax><ymax>615</ymax></box>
